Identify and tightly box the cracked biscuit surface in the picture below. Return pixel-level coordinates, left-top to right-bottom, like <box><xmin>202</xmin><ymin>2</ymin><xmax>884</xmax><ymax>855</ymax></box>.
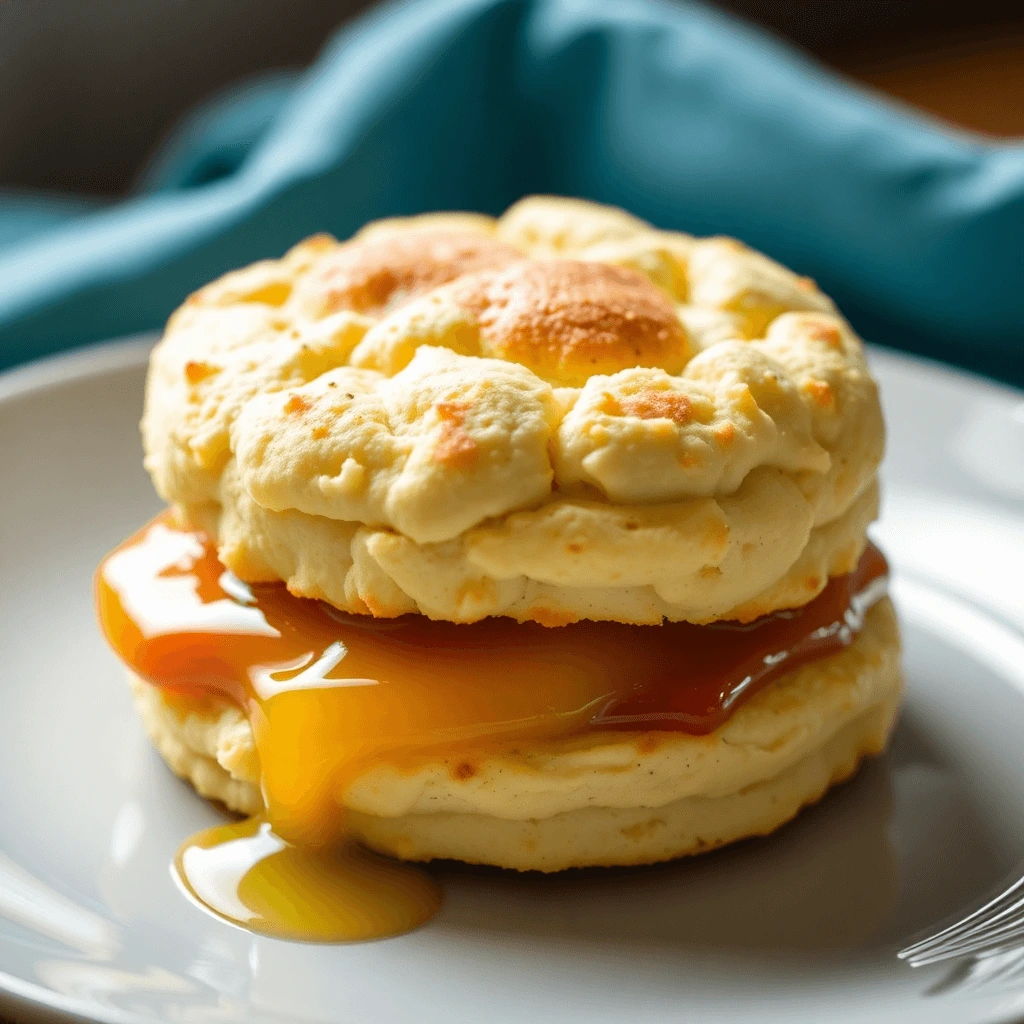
<box><xmin>143</xmin><ymin>196</ymin><xmax>884</xmax><ymax>625</ymax></box>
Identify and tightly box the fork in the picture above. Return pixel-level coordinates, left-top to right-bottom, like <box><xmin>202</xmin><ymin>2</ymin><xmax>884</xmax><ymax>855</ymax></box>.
<box><xmin>899</xmin><ymin>872</ymin><xmax>1024</xmax><ymax>967</ymax></box>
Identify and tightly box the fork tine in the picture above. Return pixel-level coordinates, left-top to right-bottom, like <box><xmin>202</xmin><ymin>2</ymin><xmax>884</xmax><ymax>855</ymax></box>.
<box><xmin>899</xmin><ymin>875</ymin><xmax>1024</xmax><ymax>959</ymax></box>
<box><xmin>907</xmin><ymin>893</ymin><xmax>1024</xmax><ymax>958</ymax></box>
<box><xmin>902</xmin><ymin>909</ymin><xmax>1024</xmax><ymax>964</ymax></box>
<box><xmin>902</xmin><ymin>876</ymin><xmax>1024</xmax><ymax>951</ymax></box>
<box><xmin>947</xmin><ymin>937</ymin><xmax>1024</xmax><ymax>969</ymax></box>
<box><xmin>903</xmin><ymin>917</ymin><xmax>1024</xmax><ymax>967</ymax></box>
<box><xmin>906</xmin><ymin>928</ymin><xmax>1024</xmax><ymax>967</ymax></box>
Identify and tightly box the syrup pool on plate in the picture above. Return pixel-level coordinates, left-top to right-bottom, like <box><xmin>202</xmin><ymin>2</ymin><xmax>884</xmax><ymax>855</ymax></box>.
<box><xmin>96</xmin><ymin>512</ymin><xmax>888</xmax><ymax>942</ymax></box>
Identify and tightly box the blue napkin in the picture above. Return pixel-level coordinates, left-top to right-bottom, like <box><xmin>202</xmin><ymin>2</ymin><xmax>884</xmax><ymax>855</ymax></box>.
<box><xmin>1</xmin><ymin>0</ymin><xmax>1022</xmax><ymax>385</ymax></box>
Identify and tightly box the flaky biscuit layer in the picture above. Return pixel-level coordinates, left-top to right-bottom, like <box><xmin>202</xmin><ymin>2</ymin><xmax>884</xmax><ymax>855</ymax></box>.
<box><xmin>143</xmin><ymin>196</ymin><xmax>884</xmax><ymax>624</ymax></box>
<box><xmin>129</xmin><ymin>598</ymin><xmax>901</xmax><ymax>870</ymax></box>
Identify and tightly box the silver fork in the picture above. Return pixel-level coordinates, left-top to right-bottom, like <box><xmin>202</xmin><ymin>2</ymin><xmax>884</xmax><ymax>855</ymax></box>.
<box><xmin>900</xmin><ymin>872</ymin><xmax>1024</xmax><ymax>968</ymax></box>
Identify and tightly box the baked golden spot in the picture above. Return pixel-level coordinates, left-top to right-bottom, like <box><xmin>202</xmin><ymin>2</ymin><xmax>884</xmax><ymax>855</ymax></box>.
<box><xmin>283</xmin><ymin>394</ymin><xmax>312</xmax><ymax>415</ymax></box>
<box><xmin>184</xmin><ymin>360</ymin><xmax>218</xmax><ymax>384</ymax></box>
<box><xmin>453</xmin><ymin>261</ymin><xmax>689</xmax><ymax>387</ymax></box>
<box><xmin>803</xmin><ymin>378</ymin><xmax>834</xmax><ymax>409</ymax></box>
<box><xmin>714</xmin><ymin>421</ymin><xmax>736</xmax><ymax>446</ymax></box>
<box><xmin>312</xmin><ymin>230</ymin><xmax>521</xmax><ymax>316</ymax></box>
<box><xmin>433</xmin><ymin>400</ymin><xmax>479</xmax><ymax>469</ymax></box>
<box><xmin>804</xmin><ymin>317</ymin><xmax>843</xmax><ymax>348</ymax></box>
<box><xmin>618</xmin><ymin>388</ymin><xmax>694</xmax><ymax>425</ymax></box>
<box><xmin>245</xmin><ymin>281</ymin><xmax>292</xmax><ymax>307</ymax></box>
<box><xmin>529</xmin><ymin>607</ymin><xmax>580</xmax><ymax>628</ymax></box>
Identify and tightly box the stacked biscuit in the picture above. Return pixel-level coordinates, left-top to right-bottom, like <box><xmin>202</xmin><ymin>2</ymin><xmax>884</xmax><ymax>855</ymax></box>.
<box><xmin>134</xmin><ymin>197</ymin><xmax>900</xmax><ymax>870</ymax></box>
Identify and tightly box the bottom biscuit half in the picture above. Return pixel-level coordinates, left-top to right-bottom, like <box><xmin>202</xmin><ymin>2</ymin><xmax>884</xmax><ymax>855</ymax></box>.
<box><xmin>127</xmin><ymin>598</ymin><xmax>902</xmax><ymax>871</ymax></box>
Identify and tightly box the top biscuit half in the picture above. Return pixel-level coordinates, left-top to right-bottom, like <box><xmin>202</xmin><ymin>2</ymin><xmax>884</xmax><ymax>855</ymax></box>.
<box><xmin>142</xmin><ymin>196</ymin><xmax>885</xmax><ymax>626</ymax></box>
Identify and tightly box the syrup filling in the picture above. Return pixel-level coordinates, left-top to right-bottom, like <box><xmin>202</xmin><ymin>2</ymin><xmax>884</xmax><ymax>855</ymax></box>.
<box><xmin>96</xmin><ymin>513</ymin><xmax>888</xmax><ymax>942</ymax></box>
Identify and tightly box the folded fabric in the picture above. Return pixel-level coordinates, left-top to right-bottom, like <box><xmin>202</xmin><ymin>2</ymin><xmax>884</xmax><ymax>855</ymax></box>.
<box><xmin>0</xmin><ymin>0</ymin><xmax>1021</xmax><ymax>385</ymax></box>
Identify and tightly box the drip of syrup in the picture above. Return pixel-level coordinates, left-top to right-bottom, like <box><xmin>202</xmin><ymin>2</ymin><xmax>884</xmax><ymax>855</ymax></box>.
<box><xmin>96</xmin><ymin>512</ymin><xmax>887</xmax><ymax>942</ymax></box>
<box><xmin>174</xmin><ymin>816</ymin><xmax>441</xmax><ymax>942</ymax></box>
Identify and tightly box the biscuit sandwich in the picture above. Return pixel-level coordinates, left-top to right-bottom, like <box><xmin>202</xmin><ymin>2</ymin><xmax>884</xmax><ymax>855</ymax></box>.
<box><xmin>97</xmin><ymin>196</ymin><xmax>900</xmax><ymax>894</ymax></box>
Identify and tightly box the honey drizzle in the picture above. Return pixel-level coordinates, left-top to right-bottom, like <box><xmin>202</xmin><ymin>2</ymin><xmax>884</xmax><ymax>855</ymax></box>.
<box><xmin>173</xmin><ymin>816</ymin><xmax>441</xmax><ymax>942</ymax></box>
<box><xmin>96</xmin><ymin>513</ymin><xmax>888</xmax><ymax>942</ymax></box>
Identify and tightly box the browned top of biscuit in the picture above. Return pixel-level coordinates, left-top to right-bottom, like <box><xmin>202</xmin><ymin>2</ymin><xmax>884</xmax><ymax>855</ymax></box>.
<box><xmin>450</xmin><ymin>260</ymin><xmax>690</xmax><ymax>386</ymax></box>
<box><xmin>311</xmin><ymin>230</ymin><xmax>522</xmax><ymax>315</ymax></box>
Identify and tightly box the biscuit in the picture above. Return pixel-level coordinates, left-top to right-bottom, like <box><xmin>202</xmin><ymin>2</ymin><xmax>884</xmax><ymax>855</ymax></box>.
<box><xmin>130</xmin><ymin>598</ymin><xmax>900</xmax><ymax>871</ymax></box>
<box><xmin>142</xmin><ymin>197</ymin><xmax>884</xmax><ymax>625</ymax></box>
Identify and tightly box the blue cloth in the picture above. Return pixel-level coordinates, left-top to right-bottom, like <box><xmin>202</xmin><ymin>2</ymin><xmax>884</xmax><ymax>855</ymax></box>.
<box><xmin>1</xmin><ymin>0</ymin><xmax>1022</xmax><ymax>385</ymax></box>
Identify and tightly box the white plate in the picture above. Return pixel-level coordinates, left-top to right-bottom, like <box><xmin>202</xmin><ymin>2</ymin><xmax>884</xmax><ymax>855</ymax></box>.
<box><xmin>1</xmin><ymin>338</ymin><xmax>1024</xmax><ymax>1024</ymax></box>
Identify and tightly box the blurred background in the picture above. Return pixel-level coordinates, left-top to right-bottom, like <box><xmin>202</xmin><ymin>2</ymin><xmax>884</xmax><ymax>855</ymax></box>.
<box><xmin>3</xmin><ymin>0</ymin><xmax>1023</xmax><ymax>198</ymax></box>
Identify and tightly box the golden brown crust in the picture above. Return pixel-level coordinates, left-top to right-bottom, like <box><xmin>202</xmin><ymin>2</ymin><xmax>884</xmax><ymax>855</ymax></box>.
<box><xmin>303</xmin><ymin>230</ymin><xmax>522</xmax><ymax>317</ymax></box>
<box><xmin>450</xmin><ymin>260</ymin><xmax>690</xmax><ymax>386</ymax></box>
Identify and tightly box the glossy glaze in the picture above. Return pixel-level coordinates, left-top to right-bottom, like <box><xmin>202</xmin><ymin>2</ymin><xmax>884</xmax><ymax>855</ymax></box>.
<box><xmin>174</xmin><ymin>816</ymin><xmax>441</xmax><ymax>942</ymax></box>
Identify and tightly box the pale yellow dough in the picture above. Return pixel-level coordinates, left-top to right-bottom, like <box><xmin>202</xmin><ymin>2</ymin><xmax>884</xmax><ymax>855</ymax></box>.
<box><xmin>142</xmin><ymin>196</ymin><xmax>885</xmax><ymax>626</ymax></box>
<box><xmin>129</xmin><ymin>598</ymin><xmax>901</xmax><ymax>871</ymax></box>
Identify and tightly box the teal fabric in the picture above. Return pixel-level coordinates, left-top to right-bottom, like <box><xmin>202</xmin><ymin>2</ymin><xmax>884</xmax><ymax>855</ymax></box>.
<box><xmin>1</xmin><ymin>0</ymin><xmax>1022</xmax><ymax>384</ymax></box>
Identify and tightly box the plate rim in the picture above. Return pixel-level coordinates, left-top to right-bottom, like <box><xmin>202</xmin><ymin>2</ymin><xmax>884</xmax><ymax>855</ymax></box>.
<box><xmin>0</xmin><ymin>336</ymin><xmax>157</xmax><ymax>406</ymax></box>
<box><xmin>0</xmin><ymin>336</ymin><xmax>1022</xmax><ymax>1024</ymax></box>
